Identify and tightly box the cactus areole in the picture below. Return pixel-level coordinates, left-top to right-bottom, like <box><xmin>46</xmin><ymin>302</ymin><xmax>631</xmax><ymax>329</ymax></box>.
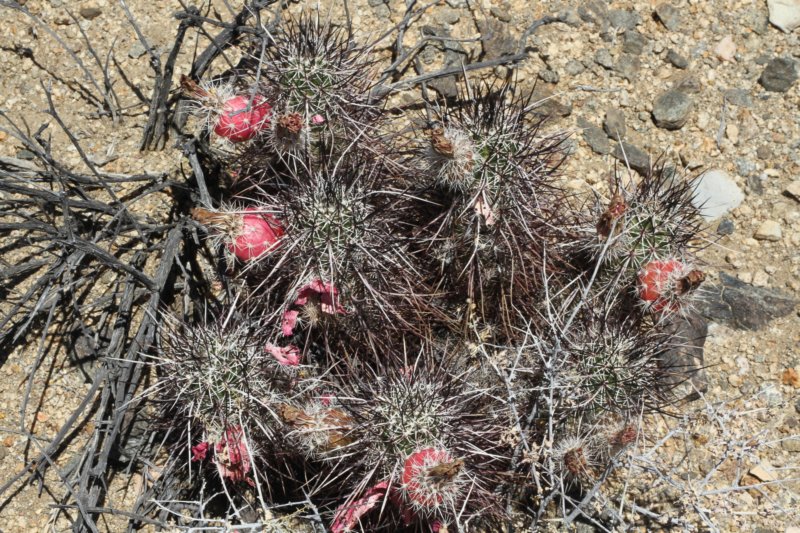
<box><xmin>214</xmin><ymin>95</ymin><xmax>272</xmax><ymax>142</ymax></box>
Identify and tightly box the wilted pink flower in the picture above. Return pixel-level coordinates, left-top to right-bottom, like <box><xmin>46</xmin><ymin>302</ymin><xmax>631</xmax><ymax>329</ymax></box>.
<box><xmin>214</xmin><ymin>426</ymin><xmax>255</xmax><ymax>487</ymax></box>
<box><xmin>191</xmin><ymin>441</ymin><xmax>210</xmax><ymax>462</ymax></box>
<box><xmin>311</xmin><ymin>114</ymin><xmax>325</xmax><ymax>125</ymax></box>
<box><xmin>331</xmin><ymin>481</ymin><xmax>389</xmax><ymax>533</ymax></box>
<box><xmin>214</xmin><ymin>94</ymin><xmax>272</xmax><ymax>142</ymax></box>
<box><xmin>282</xmin><ymin>279</ymin><xmax>346</xmax><ymax>336</ymax></box>
<box><xmin>265</xmin><ymin>343</ymin><xmax>301</xmax><ymax>366</ymax></box>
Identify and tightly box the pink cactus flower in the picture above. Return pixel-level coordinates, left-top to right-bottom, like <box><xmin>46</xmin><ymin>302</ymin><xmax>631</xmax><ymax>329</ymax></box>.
<box><xmin>311</xmin><ymin>114</ymin><xmax>325</xmax><ymax>125</ymax></box>
<box><xmin>214</xmin><ymin>426</ymin><xmax>255</xmax><ymax>487</ymax></box>
<box><xmin>281</xmin><ymin>279</ymin><xmax>346</xmax><ymax>336</ymax></box>
<box><xmin>191</xmin><ymin>441</ymin><xmax>210</xmax><ymax>462</ymax></box>
<box><xmin>265</xmin><ymin>343</ymin><xmax>301</xmax><ymax>366</ymax></box>
<box><xmin>213</xmin><ymin>94</ymin><xmax>272</xmax><ymax>142</ymax></box>
<box><xmin>331</xmin><ymin>481</ymin><xmax>389</xmax><ymax>533</ymax></box>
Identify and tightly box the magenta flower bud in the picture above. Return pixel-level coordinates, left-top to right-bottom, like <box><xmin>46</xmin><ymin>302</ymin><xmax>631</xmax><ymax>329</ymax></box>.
<box><xmin>213</xmin><ymin>94</ymin><xmax>272</xmax><ymax>142</ymax></box>
<box><xmin>228</xmin><ymin>209</ymin><xmax>284</xmax><ymax>261</ymax></box>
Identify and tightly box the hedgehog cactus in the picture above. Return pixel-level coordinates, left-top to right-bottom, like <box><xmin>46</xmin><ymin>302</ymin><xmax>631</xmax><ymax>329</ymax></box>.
<box><xmin>159</xmin><ymin>12</ymin><xmax>711</xmax><ymax>532</ymax></box>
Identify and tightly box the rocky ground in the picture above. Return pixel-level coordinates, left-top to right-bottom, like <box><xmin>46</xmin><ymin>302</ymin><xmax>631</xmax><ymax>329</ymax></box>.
<box><xmin>0</xmin><ymin>0</ymin><xmax>799</xmax><ymax>531</ymax></box>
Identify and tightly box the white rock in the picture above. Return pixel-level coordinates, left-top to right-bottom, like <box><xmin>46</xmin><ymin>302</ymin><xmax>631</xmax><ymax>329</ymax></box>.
<box><xmin>768</xmin><ymin>0</ymin><xmax>800</xmax><ymax>32</ymax></box>
<box><xmin>714</xmin><ymin>35</ymin><xmax>736</xmax><ymax>61</ymax></box>
<box><xmin>754</xmin><ymin>220</ymin><xmax>783</xmax><ymax>241</ymax></box>
<box><xmin>691</xmin><ymin>169</ymin><xmax>745</xmax><ymax>220</ymax></box>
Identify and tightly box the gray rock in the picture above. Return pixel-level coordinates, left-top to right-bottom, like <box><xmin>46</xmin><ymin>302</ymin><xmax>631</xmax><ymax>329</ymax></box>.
<box><xmin>666</xmin><ymin>49</ymin><xmax>689</xmax><ymax>69</ymax></box>
<box><xmin>757</xmin><ymin>145</ymin><xmax>773</xmax><ymax>160</ymax></box>
<box><xmin>723</xmin><ymin>88</ymin><xmax>753</xmax><ymax>107</ymax></box>
<box><xmin>565</xmin><ymin>59</ymin><xmax>585</xmax><ymax>75</ymax></box>
<box><xmin>691</xmin><ymin>169</ymin><xmax>745</xmax><ymax>220</ymax></box>
<box><xmin>608</xmin><ymin>9</ymin><xmax>641</xmax><ymax>30</ymax></box>
<box><xmin>663</xmin><ymin>311</ymin><xmax>708</xmax><ymax>400</ymax></box>
<box><xmin>652</xmin><ymin>90</ymin><xmax>693</xmax><ymax>130</ymax></box>
<box><xmin>673</xmin><ymin>75</ymin><xmax>703</xmax><ymax>94</ymax></box>
<box><xmin>128</xmin><ymin>42</ymin><xmax>147</xmax><ymax>59</ymax></box>
<box><xmin>696</xmin><ymin>272</ymin><xmax>798</xmax><ymax>330</ymax></box>
<box><xmin>768</xmin><ymin>0</ymin><xmax>800</xmax><ymax>33</ymax></box>
<box><xmin>622</xmin><ymin>30</ymin><xmax>647</xmax><ymax>55</ymax></box>
<box><xmin>80</xmin><ymin>6</ymin><xmax>102</xmax><ymax>19</ymax></box>
<box><xmin>655</xmin><ymin>3</ymin><xmax>682</xmax><ymax>31</ymax></box>
<box><xmin>558</xmin><ymin>8</ymin><xmax>583</xmax><ymax>27</ymax></box>
<box><xmin>716</xmin><ymin>218</ymin><xmax>735</xmax><ymax>235</ymax></box>
<box><xmin>759</xmin><ymin>57</ymin><xmax>798</xmax><ymax>92</ymax></box>
<box><xmin>539</xmin><ymin>69</ymin><xmax>560</xmax><ymax>84</ymax></box>
<box><xmin>603</xmin><ymin>108</ymin><xmax>626</xmax><ymax>139</ymax></box>
<box><xmin>476</xmin><ymin>18</ymin><xmax>517</xmax><ymax>60</ymax></box>
<box><xmin>613</xmin><ymin>54</ymin><xmax>641</xmax><ymax>81</ymax></box>
<box><xmin>367</xmin><ymin>0</ymin><xmax>386</xmax><ymax>5</ymax></box>
<box><xmin>490</xmin><ymin>6</ymin><xmax>511</xmax><ymax>22</ymax></box>
<box><xmin>578</xmin><ymin>118</ymin><xmax>611</xmax><ymax>155</ymax></box>
<box><xmin>16</xmin><ymin>149</ymin><xmax>36</xmax><ymax>160</ymax></box>
<box><xmin>611</xmin><ymin>142</ymin><xmax>650</xmax><ymax>175</ymax></box>
<box><xmin>440</xmin><ymin>8</ymin><xmax>461</xmax><ymax>24</ymax></box>
<box><xmin>743</xmin><ymin>8</ymin><xmax>770</xmax><ymax>35</ymax></box>
<box><xmin>372</xmin><ymin>3</ymin><xmax>391</xmax><ymax>18</ymax></box>
<box><xmin>594</xmin><ymin>48</ymin><xmax>614</xmax><ymax>69</ymax></box>
<box><xmin>747</xmin><ymin>174</ymin><xmax>765</xmax><ymax>195</ymax></box>
<box><xmin>796</xmin><ymin>399</ymin><xmax>800</xmax><ymax>414</ymax></box>
<box><xmin>578</xmin><ymin>1</ymin><xmax>608</xmax><ymax>25</ymax></box>
<box><xmin>528</xmin><ymin>88</ymin><xmax>572</xmax><ymax>118</ymax></box>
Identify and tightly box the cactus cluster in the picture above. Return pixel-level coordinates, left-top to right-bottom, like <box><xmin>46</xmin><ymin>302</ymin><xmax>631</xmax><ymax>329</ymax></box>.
<box><xmin>151</xmin><ymin>14</ymin><xmax>708</xmax><ymax>531</ymax></box>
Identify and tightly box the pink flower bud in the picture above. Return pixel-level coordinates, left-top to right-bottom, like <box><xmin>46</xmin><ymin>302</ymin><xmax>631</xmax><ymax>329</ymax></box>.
<box><xmin>228</xmin><ymin>208</ymin><xmax>284</xmax><ymax>261</ymax></box>
<box><xmin>214</xmin><ymin>95</ymin><xmax>272</xmax><ymax>142</ymax></box>
<box><xmin>311</xmin><ymin>114</ymin><xmax>325</xmax><ymax>125</ymax></box>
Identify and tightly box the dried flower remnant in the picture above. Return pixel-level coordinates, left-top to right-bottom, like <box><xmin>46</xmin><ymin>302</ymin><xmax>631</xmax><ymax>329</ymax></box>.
<box><xmin>277</xmin><ymin>402</ymin><xmax>353</xmax><ymax>455</ymax></box>
<box><xmin>596</xmin><ymin>192</ymin><xmax>628</xmax><ymax>238</ymax></box>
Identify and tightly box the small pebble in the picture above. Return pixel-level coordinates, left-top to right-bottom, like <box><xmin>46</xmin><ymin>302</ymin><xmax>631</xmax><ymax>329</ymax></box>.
<box><xmin>717</xmin><ymin>218</ymin><xmax>735</xmax><ymax>235</ymax></box>
<box><xmin>655</xmin><ymin>3</ymin><xmax>682</xmax><ymax>31</ymax></box>
<box><xmin>603</xmin><ymin>108</ymin><xmax>626</xmax><ymax>139</ymax></box>
<box><xmin>79</xmin><ymin>6</ymin><xmax>102</xmax><ymax>20</ymax></box>
<box><xmin>666</xmin><ymin>49</ymin><xmax>689</xmax><ymax>69</ymax></box>
<box><xmin>652</xmin><ymin>89</ymin><xmax>693</xmax><ymax>130</ymax></box>
<box><xmin>714</xmin><ymin>36</ymin><xmax>736</xmax><ymax>62</ymax></box>
<box><xmin>784</xmin><ymin>181</ymin><xmax>800</xmax><ymax>202</ymax></box>
<box><xmin>753</xmin><ymin>220</ymin><xmax>782</xmax><ymax>241</ymax></box>
<box><xmin>759</xmin><ymin>57</ymin><xmax>798</xmax><ymax>93</ymax></box>
<box><xmin>594</xmin><ymin>48</ymin><xmax>614</xmax><ymax>69</ymax></box>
